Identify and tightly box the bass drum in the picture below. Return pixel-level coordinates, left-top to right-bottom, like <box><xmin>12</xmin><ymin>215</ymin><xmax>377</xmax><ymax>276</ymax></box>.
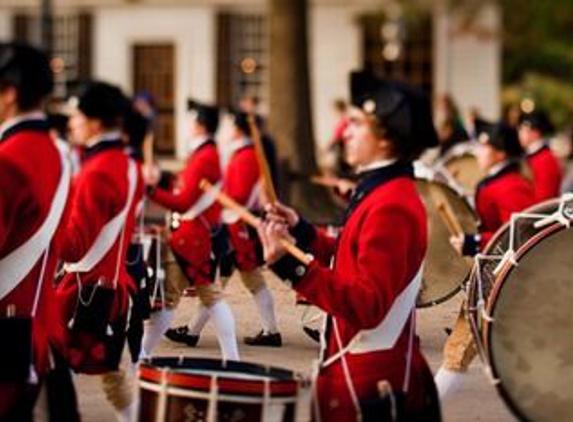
<box><xmin>466</xmin><ymin>197</ymin><xmax>571</xmax><ymax>339</ymax></box>
<box><xmin>415</xmin><ymin>177</ymin><xmax>478</xmax><ymax>307</ymax></box>
<box><xmin>481</xmin><ymin>217</ymin><xmax>573</xmax><ymax>421</ymax></box>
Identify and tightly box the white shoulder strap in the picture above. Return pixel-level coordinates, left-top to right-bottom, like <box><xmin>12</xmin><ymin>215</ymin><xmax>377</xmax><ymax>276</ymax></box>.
<box><xmin>221</xmin><ymin>180</ymin><xmax>261</xmax><ymax>224</ymax></box>
<box><xmin>182</xmin><ymin>181</ymin><xmax>222</xmax><ymax>221</ymax></box>
<box><xmin>322</xmin><ymin>264</ymin><xmax>423</xmax><ymax>368</ymax></box>
<box><xmin>0</xmin><ymin>144</ymin><xmax>71</xmax><ymax>301</ymax></box>
<box><xmin>64</xmin><ymin>159</ymin><xmax>137</xmax><ymax>273</ymax></box>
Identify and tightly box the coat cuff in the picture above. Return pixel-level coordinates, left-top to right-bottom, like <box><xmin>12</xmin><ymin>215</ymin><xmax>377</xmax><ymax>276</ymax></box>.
<box><xmin>462</xmin><ymin>233</ymin><xmax>481</xmax><ymax>256</ymax></box>
<box><xmin>290</xmin><ymin>218</ymin><xmax>317</xmax><ymax>249</ymax></box>
<box><xmin>270</xmin><ymin>253</ymin><xmax>314</xmax><ymax>287</ymax></box>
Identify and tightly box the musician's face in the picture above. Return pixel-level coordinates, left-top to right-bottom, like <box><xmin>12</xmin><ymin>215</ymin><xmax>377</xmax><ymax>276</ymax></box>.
<box><xmin>477</xmin><ymin>142</ymin><xmax>506</xmax><ymax>171</ymax></box>
<box><xmin>344</xmin><ymin>107</ymin><xmax>392</xmax><ymax>168</ymax></box>
<box><xmin>68</xmin><ymin>109</ymin><xmax>101</xmax><ymax>146</ymax></box>
<box><xmin>0</xmin><ymin>86</ymin><xmax>18</xmax><ymax>123</ymax></box>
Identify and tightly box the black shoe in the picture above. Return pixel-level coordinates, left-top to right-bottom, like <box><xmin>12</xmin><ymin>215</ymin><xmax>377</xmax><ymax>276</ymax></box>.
<box><xmin>303</xmin><ymin>327</ymin><xmax>321</xmax><ymax>343</ymax></box>
<box><xmin>244</xmin><ymin>330</ymin><xmax>282</xmax><ymax>347</ymax></box>
<box><xmin>164</xmin><ymin>326</ymin><xmax>200</xmax><ymax>347</ymax></box>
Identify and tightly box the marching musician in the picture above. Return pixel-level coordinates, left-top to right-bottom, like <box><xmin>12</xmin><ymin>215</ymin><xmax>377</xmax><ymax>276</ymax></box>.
<box><xmin>450</xmin><ymin>122</ymin><xmax>535</xmax><ymax>255</ymax></box>
<box><xmin>52</xmin><ymin>81</ymin><xmax>143</xmax><ymax>422</ymax></box>
<box><xmin>224</xmin><ymin>110</ymin><xmax>283</xmax><ymax>347</ymax></box>
<box><xmin>144</xmin><ymin>99</ymin><xmax>240</xmax><ymax>361</ymax></box>
<box><xmin>518</xmin><ymin>110</ymin><xmax>562</xmax><ymax>202</ymax></box>
<box><xmin>258</xmin><ymin>72</ymin><xmax>441</xmax><ymax>420</ymax></box>
<box><xmin>436</xmin><ymin>123</ymin><xmax>535</xmax><ymax>400</ymax></box>
<box><xmin>168</xmin><ymin>109</ymin><xmax>283</xmax><ymax>348</ymax></box>
<box><xmin>0</xmin><ymin>42</ymin><xmax>74</xmax><ymax>421</ymax></box>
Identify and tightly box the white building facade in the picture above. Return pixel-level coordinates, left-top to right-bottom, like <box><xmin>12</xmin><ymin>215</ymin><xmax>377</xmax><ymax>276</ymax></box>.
<box><xmin>0</xmin><ymin>0</ymin><xmax>501</xmax><ymax>160</ymax></box>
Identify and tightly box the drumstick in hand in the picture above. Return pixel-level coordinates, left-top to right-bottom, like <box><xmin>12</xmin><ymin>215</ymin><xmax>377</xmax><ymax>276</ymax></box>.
<box><xmin>199</xmin><ymin>179</ymin><xmax>312</xmax><ymax>265</ymax></box>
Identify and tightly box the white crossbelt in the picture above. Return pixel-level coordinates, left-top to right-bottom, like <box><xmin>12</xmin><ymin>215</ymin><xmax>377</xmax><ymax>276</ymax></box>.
<box><xmin>321</xmin><ymin>264</ymin><xmax>423</xmax><ymax>368</ymax></box>
<box><xmin>181</xmin><ymin>182</ymin><xmax>222</xmax><ymax>221</ymax></box>
<box><xmin>0</xmin><ymin>143</ymin><xmax>71</xmax><ymax>301</ymax></box>
<box><xmin>64</xmin><ymin>159</ymin><xmax>137</xmax><ymax>273</ymax></box>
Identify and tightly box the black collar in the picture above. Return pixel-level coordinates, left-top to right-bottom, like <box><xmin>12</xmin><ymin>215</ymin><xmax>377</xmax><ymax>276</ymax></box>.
<box><xmin>0</xmin><ymin>119</ymin><xmax>50</xmax><ymax>144</ymax></box>
<box><xmin>476</xmin><ymin>161</ymin><xmax>520</xmax><ymax>192</ymax></box>
<box><xmin>84</xmin><ymin>138</ymin><xmax>125</xmax><ymax>161</ymax></box>
<box><xmin>343</xmin><ymin>161</ymin><xmax>414</xmax><ymax>223</ymax></box>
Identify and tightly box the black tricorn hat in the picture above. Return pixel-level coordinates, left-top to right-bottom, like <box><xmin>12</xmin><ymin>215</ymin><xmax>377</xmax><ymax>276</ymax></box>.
<box><xmin>0</xmin><ymin>42</ymin><xmax>53</xmax><ymax>110</ymax></box>
<box><xmin>228</xmin><ymin>109</ymin><xmax>252</xmax><ymax>136</ymax></box>
<box><xmin>350</xmin><ymin>71</ymin><xmax>438</xmax><ymax>160</ymax></box>
<box><xmin>187</xmin><ymin>99</ymin><xmax>220</xmax><ymax>134</ymax></box>
<box><xmin>76</xmin><ymin>81</ymin><xmax>130</xmax><ymax>128</ymax></box>
<box><xmin>479</xmin><ymin>122</ymin><xmax>523</xmax><ymax>158</ymax></box>
<box><xmin>519</xmin><ymin>110</ymin><xmax>554</xmax><ymax>135</ymax></box>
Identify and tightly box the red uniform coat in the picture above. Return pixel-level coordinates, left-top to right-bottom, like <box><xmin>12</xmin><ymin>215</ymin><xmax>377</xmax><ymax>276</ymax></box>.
<box><xmin>0</xmin><ymin>118</ymin><xmax>69</xmax><ymax>375</ymax></box>
<box><xmin>151</xmin><ymin>139</ymin><xmax>221</xmax><ymax>284</ymax></box>
<box><xmin>272</xmin><ymin>162</ymin><xmax>437</xmax><ymax>420</ymax></box>
<box><xmin>53</xmin><ymin>137</ymin><xmax>143</xmax><ymax>372</ymax></box>
<box><xmin>475</xmin><ymin>163</ymin><xmax>535</xmax><ymax>249</ymax></box>
<box><xmin>224</xmin><ymin>142</ymin><xmax>261</xmax><ymax>271</ymax></box>
<box><xmin>527</xmin><ymin>144</ymin><xmax>562</xmax><ymax>202</ymax></box>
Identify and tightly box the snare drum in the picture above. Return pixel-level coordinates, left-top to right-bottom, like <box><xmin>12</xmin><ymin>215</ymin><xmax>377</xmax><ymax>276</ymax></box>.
<box><xmin>138</xmin><ymin>357</ymin><xmax>305</xmax><ymax>422</ymax></box>
<box><xmin>415</xmin><ymin>175</ymin><xmax>478</xmax><ymax>307</ymax></box>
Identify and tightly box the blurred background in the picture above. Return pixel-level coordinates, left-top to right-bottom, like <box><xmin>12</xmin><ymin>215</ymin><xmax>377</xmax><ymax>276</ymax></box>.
<box><xmin>1</xmin><ymin>0</ymin><xmax>572</xmax><ymax>214</ymax></box>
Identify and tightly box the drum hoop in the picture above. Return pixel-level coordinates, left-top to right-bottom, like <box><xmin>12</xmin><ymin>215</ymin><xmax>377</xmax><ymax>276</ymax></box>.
<box><xmin>139</xmin><ymin>359</ymin><xmax>299</xmax><ymax>397</ymax></box>
<box><xmin>415</xmin><ymin>177</ymin><xmax>478</xmax><ymax>308</ymax></box>
<box><xmin>139</xmin><ymin>380</ymin><xmax>300</xmax><ymax>404</ymax></box>
<box><xmin>482</xmin><ymin>222</ymin><xmax>569</xmax><ymax>422</ymax></box>
<box><xmin>466</xmin><ymin>197</ymin><xmax>565</xmax><ymax>339</ymax></box>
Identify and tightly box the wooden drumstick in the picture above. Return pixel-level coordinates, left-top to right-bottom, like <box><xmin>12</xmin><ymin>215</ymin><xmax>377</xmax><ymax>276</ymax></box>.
<box><xmin>199</xmin><ymin>179</ymin><xmax>312</xmax><ymax>265</ymax></box>
<box><xmin>248</xmin><ymin>114</ymin><xmax>278</xmax><ymax>203</ymax></box>
<box><xmin>437</xmin><ymin>202</ymin><xmax>464</xmax><ymax>237</ymax></box>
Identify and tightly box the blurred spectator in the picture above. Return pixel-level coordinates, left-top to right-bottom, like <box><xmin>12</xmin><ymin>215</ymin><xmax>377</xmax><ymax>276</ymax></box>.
<box><xmin>329</xmin><ymin>98</ymin><xmax>351</xmax><ymax>177</ymax></box>
<box><xmin>434</xmin><ymin>93</ymin><xmax>469</xmax><ymax>156</ymax></box>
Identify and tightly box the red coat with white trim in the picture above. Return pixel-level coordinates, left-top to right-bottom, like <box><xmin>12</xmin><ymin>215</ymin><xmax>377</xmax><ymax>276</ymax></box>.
<box><xmin>0</xmin><ymin>119</ymin><xmax>69</xmax><ymax>378</ymax></box>
<box><xmin>271</xmin><ymin>163</ymin><xmax>437</xmax><ymax>420</ymax></box>
<box><xmin>527</xmin><ymin>145</ymin><xmax>562</xmax><ymax>202</ymax></box>
<box><xmin>150</xmin><ymin>140</ymin><xmax>221</xmax><ymax>284</ymax></box>
<box><xmin>474</xmin><ymin>163</ymin><xmax>535</xmax><ymax>250</ymax></box>
<box><xmin>224</xmin><ymin>142</ymin><xmax>261</xmax><ymax>271</ymax></box>
<box><xmin>52</xmin><ymin>139</ymin><xmax>143</xmax><ymax>371</ymax></box>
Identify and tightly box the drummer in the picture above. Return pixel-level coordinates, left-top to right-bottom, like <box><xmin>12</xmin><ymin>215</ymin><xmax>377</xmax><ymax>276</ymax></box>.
<box><xmin>143</xmin><ymin>99</ymin><xmax>240</xmax><ymax>361</ymax></box>
<box><xmin>450</xmin><ymin>123</ymin><xmax>535</xmax><ymax>255</ymax></box>
<box><xmin>518</xmin><ymin>110</ymin><xmax>562</xmax><ymax>202</ymax></box>
<box><xmin>258</xmin><ymin>71</ymin><xmax>440</xmax><ymax>420</ymax></box>
<box><xmin>436</xmin><ymin>123</ymin><xmax>535</xmax><ymax>400</ymax></box>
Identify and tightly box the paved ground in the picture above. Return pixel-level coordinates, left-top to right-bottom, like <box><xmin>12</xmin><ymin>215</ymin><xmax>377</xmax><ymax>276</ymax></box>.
<box><xmin>75</xmin><ymin>271</ymin><xmax>517</xmax><ymax>421</ymax></box>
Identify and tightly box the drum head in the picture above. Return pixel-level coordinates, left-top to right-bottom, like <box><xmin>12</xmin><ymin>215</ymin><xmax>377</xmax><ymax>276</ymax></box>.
<box><xmin>415</xmin><ymin>179</ymin><xmax>478</xmax><ymax>307</ymax></box>
<box><xmin>443</xmin><ymin>153</ymin><xmax>483</xmax><ymax>194</ymax></box>
<box><xmin>486</xmin><ymin>225</ymin><xmax>573</xmax><ymax>421</ymax></box>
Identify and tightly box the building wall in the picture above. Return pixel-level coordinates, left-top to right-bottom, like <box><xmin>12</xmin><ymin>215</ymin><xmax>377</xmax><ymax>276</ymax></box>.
<box><xmin>310</xmin><ymin>4</ymin><xmax>361</xmax><ymax>166</ymax></box>
<box><xmin>93</xmin><ymin>6</ymin><xmax>217</xmax><ymax>159</ymax></box>
<box><xmin>0</xmin><ymin>10</ymin><xmax>11</xmax><ymax>40</ymax></box>
<box><xmin>434</xmin><ymin>3</ymin><xmax>501</xmax><ymax>121</ymax></box>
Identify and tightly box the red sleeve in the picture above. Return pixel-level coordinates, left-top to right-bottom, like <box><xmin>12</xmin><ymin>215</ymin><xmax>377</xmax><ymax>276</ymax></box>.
<box><xmin>60</xmin><ymin>171</ymin><xmax>121</xmax><ymax>263</ymax></box>
<box><xmin>225</xmin><ymin>149</ymin><xmax>260</xmax><ymax>205</ymax></box>
<box><xmin>295</xmin><ymin>205</ymin><xmax>416</xmax><ymax>329</ymax></box>
<box><xmin>151</xmin><ymin>163</ymin><xmax>203</xmax><ymax>213</ymax></box>
<box><xmin>309</xmin><ymin>229</ymin><xmax>337</xmax><ymax>266</ymax></box>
